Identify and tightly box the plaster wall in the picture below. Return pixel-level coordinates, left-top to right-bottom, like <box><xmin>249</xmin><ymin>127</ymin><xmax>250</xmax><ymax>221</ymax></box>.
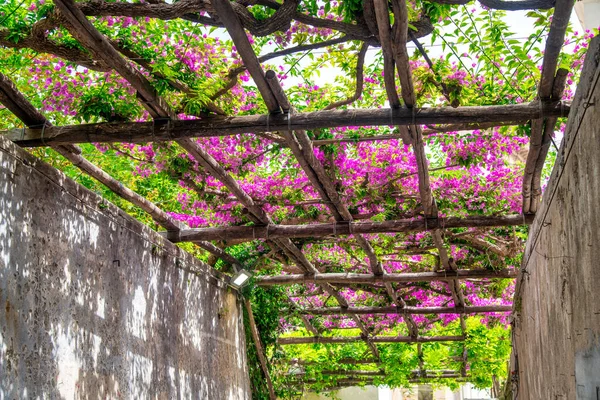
<box><xmin>511</xmin><ymin>36</ymin><xmax>600</xmax><ymax>399</ymax></box>
<box><xmin>0</xmin><ymin>135</ymin><xmax>250</xmax><ymax>399</ymax></box>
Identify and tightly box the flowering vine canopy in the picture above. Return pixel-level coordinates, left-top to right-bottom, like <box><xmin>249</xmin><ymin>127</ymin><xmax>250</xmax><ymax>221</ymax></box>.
<box><xmin>0</xmin><ymin>0</ymin><xmax>594</xmax><ymax>396</ymax></box>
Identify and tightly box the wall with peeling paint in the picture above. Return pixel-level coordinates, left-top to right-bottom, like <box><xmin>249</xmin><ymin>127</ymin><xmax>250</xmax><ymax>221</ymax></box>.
<box><xmin>0</xmin><ymin>136</ymin><xmax>250</xmax><ymax>399</ymax></box>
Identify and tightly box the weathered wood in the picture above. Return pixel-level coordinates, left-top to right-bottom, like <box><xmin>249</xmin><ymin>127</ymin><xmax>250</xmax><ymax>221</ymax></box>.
<box><xmin>537</xmin><ymin>0</ymin><xmax>574</xmax><ymax>99</ymax></box>
<box><xmin>165</xmin><ymin>214</ymin><xmax>533</xmax><ymax>242</ymax></box>
<box><xmin>54</xmin><ymin>0</ymin><xmax>173</xmax><ymax>119</ymax></box>
<box><xmin>373</xmin><ymin>0</ymin><xmax>401</xmax><ymax>107</ymax></box>
<box><xmin>300</xmin><ymin>305</ymin><xmax>512</xmax><ymax>315</ymax></box>
<box><xmin>277</xmin><ymin>335</ymin><xmax>465</xmax><ymax>344</ymax></box>
<box><xmin>255</xmin><ymin>269</ymin><xmax>517</xmax><ymax>285</ymax></box>
<box><xmin>166</xmin><ymin>54</ymin><xmax>374</xmax><ymax>360</ymax></box>
<box><xmin>390</xmin><ymin>0</ymin><xmax>416</xmax><ymax>108</ymax></box>
<box><xmin>263</xmin><ymin>71</ymin><xmax>344</xmax><ymax>221</ymax></box>
<box><xmin>311</xmin><ymin>120</ymin><xmax>527</xmax><ymax>145</ymax></box>
<box><xmin>318</xmin><ymin>368</ymin><xmax>460</xmax><ymax>376</ymax></box>
<box><xmin>194</xmin><ymin>239</ymin><xmax>323</xmax><ymax>337</ymax></box>
<box><xmin>320</xmin><ymin>370</ymin><xmax>385</xmax><ymax>376</ymax></box>
<box><xmin>297</xmin><ymin>358</ymin><xmax>379</xmax><ymax>365</ymax></box>
<box><xmin>0</xmin><ymin>75</ymin><xmax>48</xmax><ymax>127</ymax></box>
<box><xmin>529</xmin><ymin>68</ymin><xmax>569</xmax><ymax>213</ymax></box>
<box><xmin>54</xmin><ymin>147</ymin><xmax>184</xmax><ymax>232</ymax></box>
<box><xmin>309</xmin><ymin>377</ymin><xmax>470</xmax><ymax>391</ymax></box>
<box><xmin>5</xmin><ymin>102</ymin><xmax>570</xmax><ymax>147</ymax></box>
<box><xmin>522</xmin><ymin>0</ymin><xmax>573</xmax><ymax>213</ymax></box>
<box><xmin>212</xmin><ymin>0</ymin><xmax>280</xmax><ymax>113</ymax></box>
<box><xmin>265</xmin><ymin>70</ymin><xmax>291</xmax><ymax>112</ymax></box>
<box><xmin>244</xmin><ymin>299</ymin><xmax>277</xmax><ymax>400</ymax></box>
<box><xmin>302</xmin><ymin>374</ymin><xmax>468</xmax><ymax>389</ymax></box>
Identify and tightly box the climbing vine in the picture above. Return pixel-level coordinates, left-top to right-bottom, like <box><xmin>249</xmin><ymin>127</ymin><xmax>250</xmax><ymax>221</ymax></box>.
<box><xmin>0</xmin><ymin>0</ymin><xmax>596</xmax><ymax>394</ymax></box>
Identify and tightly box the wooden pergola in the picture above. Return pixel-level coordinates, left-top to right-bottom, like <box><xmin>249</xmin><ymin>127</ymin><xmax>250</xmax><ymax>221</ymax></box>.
<box><xmin>0</xmin><ymin>0</ymin><xmax>575</xmax><ymax>395</ymax></box>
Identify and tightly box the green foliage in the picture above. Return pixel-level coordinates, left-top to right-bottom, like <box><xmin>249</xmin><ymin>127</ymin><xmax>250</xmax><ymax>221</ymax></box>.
<box><xmin>243</xmin><ymin>284</ymin><xmax>289</xmax><ymax>398</ymax></box>
<box><xmin>340</xmin><ymin>0</ymin><xmax>363</xmax><ymax>22</ymax></box>
<box><xmin>276</xmin><ymin>318</ymin><xmax>511</xmax><ymax>395</ymax></box>
<box><xmin>76</xmin><ymin>85</ymin><xmax>142</xmax><ymax>123</ymax></box>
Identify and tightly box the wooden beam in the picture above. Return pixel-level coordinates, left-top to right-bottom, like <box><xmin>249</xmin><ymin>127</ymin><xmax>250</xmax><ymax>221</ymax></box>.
<box><xmin>54</xmin><ymin>0</ymin><xmax>173</xmax><ymax>119</ymax></box>
<box><xmin>255</xmin><ymin>268</ymin><xmax>517</xmax><ymax>285</ymax></box>
<box><xmin>211</xmin><ymin>0</ymin><xmax>280</xmax><ymax>113</ymax></box>
<box><xmin>297</xmin><ymin>358</ymin><xmax>379</xmax><ymax>365</ymax></box>
<box><xmin>528</xmin><ymin>68</ymin><xmax>569</xmax><ymax>214</ymax></box>
<box><xmin>164</xmin><ymin>214</ymin><xmax>533</xmax><ymax>242</ymax></box>
<box><xmin>277</xmin><ymin>335</ymin><xmax>465</xmax><ymax>344</ymax></box>
<box><xmin>522</xmin><ymin>0</ymin><xmax>574</xmax><ymax>213</ymax></box>
<box><xmin>5</xmin><ymin>102</ymin><xmax>570</xmax><ymax>147</ymax></box>
<box><xmin>373</xmin><ymin>0</ymin><xmax>400</xmax><ymax>107</ymax></box>
<box><xmin>321</xmin><ymin>370</ymin><xmax>385</xmax><ymax>376</ymax></box>
<box><xmin>311</xmin><ymin>120</ymin><xmax>525</xmax><ymax>146</ymax></box>
<box><xmin>537</xmin><ymin>0</ymin><xmax>575</xmax><ymax>99</ymax></box>
<box><xmin>244</xmin><ymin>299</ymin><xmax>277</xmax><ymax>400</ymax></box>
<box><xmin>301</xmin><ymin>374</ymin><xmax>468</xmax><ymax>389</ymax></box>
<box><xmin>300</xmin><ymin>305</ymin><xmax>512</xmax><ymax>315</ymax></box>
<box><xmin>319</xmin><ymin>369</ymin><xmax>459</xmax><ymax>376</ymax></box>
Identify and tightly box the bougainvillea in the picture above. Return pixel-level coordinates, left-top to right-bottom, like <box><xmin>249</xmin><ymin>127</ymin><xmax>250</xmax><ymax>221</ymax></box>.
<box><xmin>0</xmin><ymin>0</ymin><xmax>595</xmax><ymax>396</ymax></box>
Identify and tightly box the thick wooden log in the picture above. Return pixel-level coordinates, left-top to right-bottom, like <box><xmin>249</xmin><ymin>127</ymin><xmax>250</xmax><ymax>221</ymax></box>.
<box><xmin>318</xmin><ymin>369</ymin><xmax>460</xmax><ymax>376</ymax></box>
<box><xmin>165</xmin><ymin>214</ymin><xmax>533</xmax><ymax>242</ymax></box>
<box><xmin>297</xmin><ymin>358</ymin><xmax>379</xmax><ymax>365</ymax></box>
<box><xmin>244</xmin><ymin>299</ymin><xmax>277</xmax><ymax>400</ymax></box>
<box><xmin>55</xmin><ymin>0</ymin><xmax>173</xmax><ymax>119</ymax></box>
<box><xmin>0</xmin><ymin>74</ymin><xmax>48</xmax><ymax>127</ymax></box>
<box><xmin>522</xmin><ymin>0</ymin><xmax>574</xmax><ymax>213</ymax></box>
<box><xmin>321</xmin><ymin>370</ymin><xmax>385</xmax><ymax>376</ymax></box>
<box><xmin>302</xmin><ymin>375</ymin><xmax>468</xmax><ymax>389</ymax></box>
<box><xmin>277</xmin><ymin>335</ymin><xmax>465</xmax><ymax>344</ymax></box>
<box><xmin>373</xmin><ymin>0</ymin><xmax>401</xmax><ymax>107</ymax></box>
<box><xmin>311</xmin><ymin>120</ymin><xmax>526</xmax><ymax>146</ymax></box>
<box><xmin>211</xmin><ymin>0</ymin><xmax>280</xmax><ymax>113</ymax></box>
<box><xmin>5</xmin><ymin>102</ymin><xmax>570</xmax><ymax>147</ymax></box>
<box><xmin>255</xmin><ymin>269</ymin><xmax>517</xmax><ymax>285</ymax></box>
<box><xmin>538</xmin><ymin>0</ymin><xmax>574</xmax><ymax>99</ymax></box>
<box><xmin>300</xmin><ymin>305</ymin><xmax>512</xmax><ymax>316</ymax></box>
<box><xmin>529</xmin><ymin>68</ymin><xmax>569</xmax><ymax>214</ymax></box>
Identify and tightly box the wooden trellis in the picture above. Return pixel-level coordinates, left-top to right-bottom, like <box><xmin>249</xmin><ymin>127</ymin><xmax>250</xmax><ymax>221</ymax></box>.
<box><xmin>0</xmin><ymin>0</ymin><xmax>576</xmax><ymax>395</ymax></box>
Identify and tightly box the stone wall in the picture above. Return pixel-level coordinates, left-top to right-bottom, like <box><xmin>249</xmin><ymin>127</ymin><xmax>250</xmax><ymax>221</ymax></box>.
<box><xmin>0</xmin><ymin>136</ymin><xmax>250</xmax><ymax>398</ymax></box>
<box><xmin>511</xmin><ymin>36</ymin><xmax>600</xmax><ymax>399</ymax></box>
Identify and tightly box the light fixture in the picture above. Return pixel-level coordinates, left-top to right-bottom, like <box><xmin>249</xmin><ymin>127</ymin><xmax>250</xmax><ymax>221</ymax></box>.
<box><xmin>229</xmin><ymin>268</ymin><xmax>252</xmax><ymax>289</ymax></box>
<box><xmin>287</xmin><ymin>358</ymin><xmax>305</xmax><ymax>376</ymax></box>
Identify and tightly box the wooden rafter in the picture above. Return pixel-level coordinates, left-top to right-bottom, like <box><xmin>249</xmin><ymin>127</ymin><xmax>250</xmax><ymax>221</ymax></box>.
<box><xmin>299</xmin><ymin>305</ymin><xmax>512</xmax><ymax>315</ymax></box>
<box><xmin>255</xmin><ymin>269</ymin><xmax>517</xmax><ymax>285</ymax></box>
<box><xmin>278</xmin><ymin>335</ymin><xmax>465</xmax><ymax>344</ymax></box>
<box><xmin>165</xmin><ymin>214</ymin><xmax>533</xmax><ymax>242</ymax></box>
<box><xmin>3</xmin><ymin>102</ymin><xmax>570</xmax><ymax>147</ymax></box>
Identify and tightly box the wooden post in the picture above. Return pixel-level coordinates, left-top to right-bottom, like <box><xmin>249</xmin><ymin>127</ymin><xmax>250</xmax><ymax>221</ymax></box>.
<box><xmin>244</xmin><ymin>299</ymin><xmax>277</xmax><ymax>400</ymax></box>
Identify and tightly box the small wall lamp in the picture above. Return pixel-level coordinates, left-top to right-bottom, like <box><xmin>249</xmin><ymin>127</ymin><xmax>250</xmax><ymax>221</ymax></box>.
<box><xmin>230</xmin><ymin>268</ymin><xmax>252</xmax><ymax>289</ymax></box>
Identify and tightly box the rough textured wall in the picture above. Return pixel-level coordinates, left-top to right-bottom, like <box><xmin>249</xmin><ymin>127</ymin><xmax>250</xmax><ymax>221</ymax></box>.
<box><xmin>0</xmin><ymin>136</ymin><xmax>250</xmax><ymax>399</ymax></box>
<box><xmin>512</xmin><ymin>36</ymin><xmax>600</xmax><ymax>400</ymax></box>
